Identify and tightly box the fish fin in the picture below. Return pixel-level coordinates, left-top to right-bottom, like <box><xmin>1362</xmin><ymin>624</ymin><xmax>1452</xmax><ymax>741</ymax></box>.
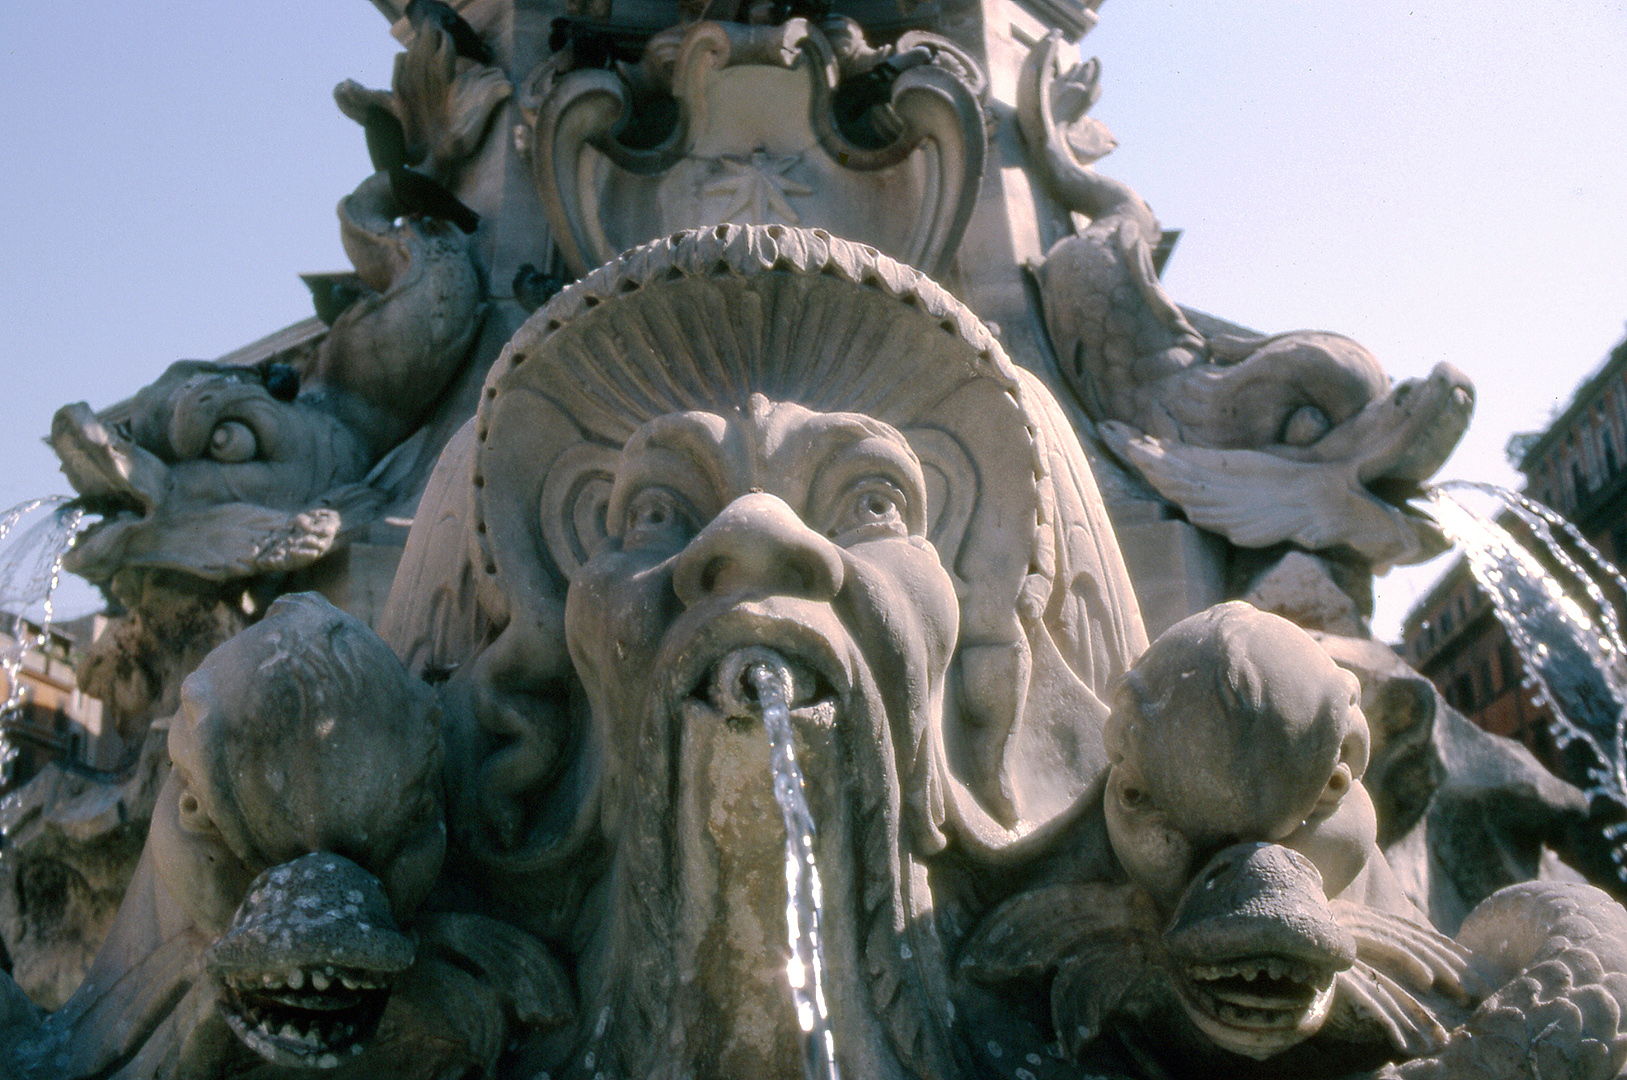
<box><xmin>1098</xmin><ymin>422</ymin><xmax>1432</xmax><ymax>566</ymax></box>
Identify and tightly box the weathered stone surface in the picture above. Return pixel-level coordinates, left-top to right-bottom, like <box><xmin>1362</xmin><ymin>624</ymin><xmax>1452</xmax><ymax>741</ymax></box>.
<box><xmin>960</xmin><ymin>604</ymin><xmax>1627</xmax><ymax>1080</ymax></box>
<box><xmin>524</xmin><ymin>17</ymin><xmax>986</xmax><ymax>279</ymax></box>
<box><xmin>5</xmin><ymin>3</ymin><xmax>1619</xmax><ymax>1077</ymax></box>
<box><xmin>0</xmin><ymin>594</ymin><xmax>533</xmax><ymax>1078</ymax></box>
<box><xmin>0</xmin><ymin>729</ymin><xmax>164</xmax><ymax>1010</ymax></box>
<box><xmin>1314</xmin><ymin>631</ymin><xmax>1595</xmax><ymax>934</ymax></box>
<box><xmin>1243</xmin><ymin>550</ymin><xmax>1367</xmax><ymax>638</ymax></box>
<box><xmin>389</xmin><ymin>224</ymin><xmax>1145</xmax><ymax>1077</ymax></box>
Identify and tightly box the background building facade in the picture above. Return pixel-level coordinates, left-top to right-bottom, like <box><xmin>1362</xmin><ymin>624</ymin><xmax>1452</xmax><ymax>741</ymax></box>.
<box><xmin>1400</xmin><ymin>332</ymin><xmax>1627</xmax><ymax>760</ymax></box>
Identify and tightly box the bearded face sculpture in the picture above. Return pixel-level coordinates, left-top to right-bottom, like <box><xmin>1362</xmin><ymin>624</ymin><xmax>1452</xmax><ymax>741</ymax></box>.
<box><xmin>558</xmin><ymin>398</ymin><xmax>961</xmax><ymax>1075</ymax></box>
<box><xmin>374</xmin><ymin>224</ymin><xmax>1149</xmax><ymax>1078</ymax></box>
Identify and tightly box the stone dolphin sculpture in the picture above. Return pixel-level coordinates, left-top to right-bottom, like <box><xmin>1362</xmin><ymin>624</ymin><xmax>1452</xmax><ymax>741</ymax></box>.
<box><xmin>51</xmin><ymin>166</ymin><xmax>487</xmax><ymax>588</ymax></box>
<box><xmin>960</xmin><ymin>603</ymin><xmax>1627</xmax><ymax>1078</ymax></box>
<box><xmin>1019</xmin><ymin>32</ymin><xmax>1474</xmax><ymax>568</ymax></box>
<box><xmin>0</xmin><ymin>594</ymin><xmax>569</xmax><ymax>1078</ymax></box>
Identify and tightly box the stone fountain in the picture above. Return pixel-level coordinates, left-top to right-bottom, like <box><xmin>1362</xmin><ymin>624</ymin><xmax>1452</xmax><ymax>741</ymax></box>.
<box><xmin>2</xmin><ymin>1</ymin><xmax>1624</xmax><ymax>1077</ymax></box>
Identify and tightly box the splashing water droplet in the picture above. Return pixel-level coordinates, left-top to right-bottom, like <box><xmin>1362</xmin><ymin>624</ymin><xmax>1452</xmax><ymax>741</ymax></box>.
<box><xmin>0</xmin><ymin>498</ymin><xmax>89</xmax><ymax>790</ymax></box>
<box><xmin>1425</xmin><ymin>482</ymin><xmax>1627</xmax><ymax>884</ymax></box>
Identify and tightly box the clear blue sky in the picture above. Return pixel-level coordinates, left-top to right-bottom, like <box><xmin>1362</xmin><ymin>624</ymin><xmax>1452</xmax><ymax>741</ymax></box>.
<box><xmin>2</xmin><ymin>1</ymin><xmax>1624</xmax><ymax>638</ymax></box>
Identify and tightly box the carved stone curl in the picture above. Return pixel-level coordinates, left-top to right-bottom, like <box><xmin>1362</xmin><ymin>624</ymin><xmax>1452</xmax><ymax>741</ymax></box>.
<box><xmin>522</xmin><ymin>17</ymin><xmax>986</xmax><ymax>277</ymax></box>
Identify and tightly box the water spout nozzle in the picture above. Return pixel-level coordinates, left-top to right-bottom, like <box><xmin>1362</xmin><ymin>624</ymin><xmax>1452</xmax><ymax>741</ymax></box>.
<box><xmin>710</xmin><ymin>646</ymin><xmax>808</xmax><ymax>719</ymax></box>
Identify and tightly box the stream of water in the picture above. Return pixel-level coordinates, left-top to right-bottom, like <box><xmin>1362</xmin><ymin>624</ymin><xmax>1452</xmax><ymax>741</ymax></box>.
<box><xmin>1425</xmin><ymin>481</ymin><xmax>1627</xmax><ymax>882</ymax></box>
<box><xmin>0</xmin><ymin>497</ymin><xmax>87</xmax><ymax>787</ymax></box>
<box><xmin>746</xmin><ymin>655</ymin><xmax>842</xmax><ymax>1080</ymax></box>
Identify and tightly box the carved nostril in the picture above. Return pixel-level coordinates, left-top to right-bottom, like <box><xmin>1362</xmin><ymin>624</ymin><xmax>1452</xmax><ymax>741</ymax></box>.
<box><xmin>673</xmin><ymin>494</ymin><xmax>845</xmax><ymax>606</ymax></box>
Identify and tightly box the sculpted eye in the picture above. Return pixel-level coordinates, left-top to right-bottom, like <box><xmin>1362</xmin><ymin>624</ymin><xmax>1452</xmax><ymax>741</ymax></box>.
<box><xmin>1112</xmin><ymin>768</ymin><xmax>1156</xmax><ymax>814</ymax></box>
<box><xmin>829</xmin><ymin>478</ymin><xmax>908</xmax><ymax>540</ymax></box>
<box><xmin>207</xmin><ymin>420</ymin><xmax>258</xmax><ymax>463</ymax></box>
<box><xmin>622</xmin><ymin>487</ymin><xmax>694</xmax><ymax>550</ymax></box>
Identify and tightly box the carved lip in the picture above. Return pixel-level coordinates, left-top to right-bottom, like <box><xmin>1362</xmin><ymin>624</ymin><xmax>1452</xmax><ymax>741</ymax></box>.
<box><xmin>216</xmin><ymin>966</ymin><xmax>393</xmax><ymax>1069</ymax></box>
<box><xmin>690</xmin><ymin>644</ymin><xmax>838</xmax><ymax>724</ymax></box>
<box><xmin>49</xmin><ymin>402</ymin><xmax>167</xmax><ymax>578</ymax></box>
<box><xmin>1162</xmin><ymin>843</ymin><xmax>1353</xmax><ymax>1059</ymax></box>
<box><xmin>50</xmin><ymin>402</ymin><xmax>163</xmax><ymax>516</ymax></box>
<box><xmin>660</xmin><ymin>601</ymin><xmax>859</xmax><ymax>729</ymax></box>
<box><xmin>206</xmin><ymin>854</ymin><xmax>413</xmax><ymax>1069</ymax></box>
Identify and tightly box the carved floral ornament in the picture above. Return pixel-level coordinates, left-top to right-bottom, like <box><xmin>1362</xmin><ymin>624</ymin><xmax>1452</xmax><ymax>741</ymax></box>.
<box><xmin>518</xmin><ymin>18</ymin><xmax>988</xmax><ymax>278</ymax></box>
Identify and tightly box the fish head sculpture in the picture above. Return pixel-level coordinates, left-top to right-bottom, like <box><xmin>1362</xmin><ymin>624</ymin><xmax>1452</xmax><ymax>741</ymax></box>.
<box><xmin>1103</xmin><ymin>601</ymin><xmax>1375</xmax><ymax>910</ymax></box>
<box><xmin>52</xmin><ymin>362</ymin><xmax>372</xmax><ymax>584</ymax></box>
<box><xmin>154</xmin><ymin>592</ymin><xmax>445</xmax><ymax>1066</ymax></box>
<box><xmin>1100</xmin><ymin>602</ymin><xmax>1378</xmax><ymax>1058</ymax></box>
<box><xmin>958</xmin><ymin>602</ymin><xmax>1477</xmax><ymax>1077</ymax></box>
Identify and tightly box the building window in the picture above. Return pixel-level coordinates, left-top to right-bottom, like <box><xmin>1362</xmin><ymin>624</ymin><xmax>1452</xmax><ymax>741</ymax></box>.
<box><xmin>1478</xmin><ymin>659</ymin><xmax>1494</xmax><ymax>703</ymax></box>
<box><xmin>1454</xmin><ymin>673</ymin><xmax>1475</xmax><ymax>711</ymax></box>
<box><xmin>1499</xmin><ymin>642</ymin><xmax>1518</xmax><ymax>691</ymax></box>
<box><xmin>1441</xmin><ymin>608</ymin><xmax>1454</xmax><ymax>637</ymax></box>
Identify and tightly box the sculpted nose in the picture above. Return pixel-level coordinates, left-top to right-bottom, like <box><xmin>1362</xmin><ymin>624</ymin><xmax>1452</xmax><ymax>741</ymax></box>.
<box><xmin>673</xmin><ymin>493</ymin><xmax>845</xmax><ymax>606</ymax></box>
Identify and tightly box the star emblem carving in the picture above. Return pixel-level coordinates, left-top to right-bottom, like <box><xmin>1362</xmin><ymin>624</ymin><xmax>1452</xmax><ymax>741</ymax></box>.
<box><xmin>702</xmin><ymin>151</ymin><xmax>813</xmax><ymax>225</ymax></box>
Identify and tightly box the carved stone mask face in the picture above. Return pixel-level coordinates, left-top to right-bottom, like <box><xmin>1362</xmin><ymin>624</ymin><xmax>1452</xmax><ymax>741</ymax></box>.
<box><xmin>561</xmin><ymin>396</ymin><xmax>959</xmax><ymax>835</ymax></box>
<box><xmin>460</xmin><ymin>224</ymin><xmax>1146</xmax><ymax>872</ymax></box>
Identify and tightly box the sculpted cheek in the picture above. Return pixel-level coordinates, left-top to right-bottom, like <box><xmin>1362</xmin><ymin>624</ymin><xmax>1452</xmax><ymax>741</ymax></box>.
<box><xmin>566</xmin><ymin>553</ymin><xmax>682</xmax><ymax>697</ymax></box>
<box><xmin>150</xmin><ymin>771</ymin><xmax>256</xmax><ymax>937</ymax></box>
<box><xmin>842</xmin><ymin>539</ymin><xmax>960</xmax><ymax>672</ymax></box>
<box><xmin>1104</xmin><ymin>776</ymin><xmax>1194</xmax><ymax>911</ymax></box>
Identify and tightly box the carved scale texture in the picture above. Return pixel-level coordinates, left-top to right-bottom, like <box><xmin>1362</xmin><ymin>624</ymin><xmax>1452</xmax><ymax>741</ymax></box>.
<box><xmin>1393</xmin><ymin>884</ymin><xmax>1627</xmax><ymax>1079</ymax></box>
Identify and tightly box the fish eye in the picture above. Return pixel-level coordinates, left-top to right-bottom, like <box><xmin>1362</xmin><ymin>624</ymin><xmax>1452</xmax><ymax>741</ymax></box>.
<box><xmin>622</xmin><ymin>486</ymin><xmax>694</xmax><ymax>550</ymax></box>
<box><xmin>1111</xmin><ymin>766</ymin><xmax>1160</xmax><ymax>815</ymax></box>
<box><xmin>207</xmin><ymin>420</ymin><xmax>258</xmax><ymax>463</ymax></box>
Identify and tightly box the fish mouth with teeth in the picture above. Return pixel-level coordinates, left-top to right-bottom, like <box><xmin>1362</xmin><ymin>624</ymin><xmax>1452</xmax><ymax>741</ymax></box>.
<box><xmin>1162</xmin><ymin>844</ymin><xmax>1356</xmax><ymax>1061</ymax></box>
<box><xmin>215</xmin><ymin>961</ymin><xmax>394</xmax><ymax>1068</ymax></box>
<box><xmin>1171</xmin><ymin>953</ymin><xmax>1340</xmax><ymax>1056</ymax></box>
<box><xmin>205</xmin><ymin>853</ymin><xmax>414</xmax><ymax>1069</ymax></box>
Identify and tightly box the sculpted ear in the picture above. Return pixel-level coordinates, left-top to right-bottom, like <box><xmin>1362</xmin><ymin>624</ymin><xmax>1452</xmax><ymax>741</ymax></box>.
<box><xmin>540</xmin><ymin>442</ymin><xmax>620</xmax><ymax>579</ymax></box>
<box><xmin>905</xmin><ymin>428</ymin><xmax>975</xmax><ymax>583</ymax></box>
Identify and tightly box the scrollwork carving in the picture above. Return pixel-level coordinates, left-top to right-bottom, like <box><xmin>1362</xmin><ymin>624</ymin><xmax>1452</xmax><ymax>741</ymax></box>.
<box><xmin>523</xmin><ymin>18</ymin><xmax>985</xmax><ymax>277</ymax></box>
